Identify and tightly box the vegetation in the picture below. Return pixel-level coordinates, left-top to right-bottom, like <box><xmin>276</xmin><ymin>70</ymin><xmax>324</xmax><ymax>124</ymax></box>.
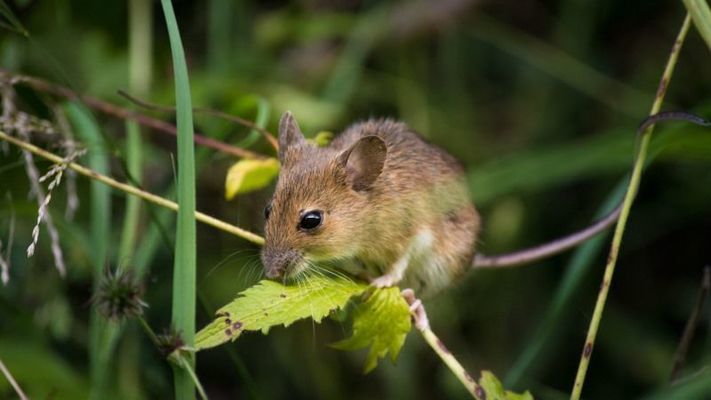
<box><xmin>1</xmin><ymin>1</ymin><xmax>710</xmax><ymax>399</ymax></box>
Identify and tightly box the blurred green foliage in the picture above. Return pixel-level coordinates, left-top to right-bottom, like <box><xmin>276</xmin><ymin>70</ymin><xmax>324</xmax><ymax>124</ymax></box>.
<box><xmin>1</xmin><ymin>0</ymin><xmax>710</xmax><ymax>399</ymax></box>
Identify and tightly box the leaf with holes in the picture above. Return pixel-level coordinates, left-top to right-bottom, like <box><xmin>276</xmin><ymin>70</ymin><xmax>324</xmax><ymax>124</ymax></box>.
<box><xmin>332</xmin><ymin>287</ymin><xmax>412</xmax><ymax>373</ymax></box>
<box><xmin>195</xmin><ymin>276</ymin><xmax>368</xmax><ymax>350</ymax></box>
<box><xmin>224</xmin><ymin>157</ymin><xmax>280</xmax><ymax>200</ymax></box>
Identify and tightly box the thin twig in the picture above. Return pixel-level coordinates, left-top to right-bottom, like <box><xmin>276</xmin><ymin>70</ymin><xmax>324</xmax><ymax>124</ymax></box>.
<box><xmin>117</xmin><ymin>89</ymin><xmax>279</xmax><ymax>150</ymax></box>
<box><xmin>420</xmin><ymin>328</ymin><xmax>483</xmax><ymax>399</ymax></box>
<box><xmin>0</xmin><ymin>129</ymin><xmax>264</xmax><ymax>245</ymax></box>
<box><xmin>402</xmin><ymin>289</ymin><xmax>483</xmax><ymax>399</ymax></box>
<box><xmin>0</xmin><ymin>358</ymin><xmax>29</xmax><ymax>400</ymax></box>
<box><xmin>570</xmin><ymin>14</ymin><xmax>692</xmax><ymax>400</ymax></box>
<box><xmin>670</xmin><ymin>266</ymin><xmax>711</xmax><ymax>382</ymax></box>
<box><xmin>0</xmin><ymin>69</ymin><xmax>265</xmax><ymax>159</ymax></box>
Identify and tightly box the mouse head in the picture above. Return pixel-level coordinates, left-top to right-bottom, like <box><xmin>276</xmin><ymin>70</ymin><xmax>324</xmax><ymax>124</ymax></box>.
<box><xmin>261</xmin><ymin>112</ymin><xmax>387</xmax><ymax>280</ymax></box>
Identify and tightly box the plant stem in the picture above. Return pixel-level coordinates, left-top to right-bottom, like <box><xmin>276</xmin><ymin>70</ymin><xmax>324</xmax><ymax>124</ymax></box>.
<box><xmin>569</xmin><ymin>14</ymin><xmax>691</xmax><ymax>400</ymax></box>
<box><xmin>136</xmin><ymin>316</ymin><xmax>162</xmax><ymax>349</ymax></box>
<box><xmin>0</xmin><ymin>358</ymin><xmax>28</xmax><ymax>400</ymax></box>
<box><xmin>119</xmin><ymin>0</ymin><xmax>152</xmax><ymax>264</ymax></box>
<box><xmin>0</xmin><ymin>69</ymin><xmax>264</xmax><ymax>159</ymax></box>
<box><xmin>0</xmin><ymin>129</ymin><xmax>264</xmax><ymax>245</ymax></box>
<box><xmin>420</xmin><ymin>327</ymin><xmax>483</xmax><ymax>399</ymax></box>
<box><xmin>178</xmin><ymin>355</ymin><xmax>208</xmax><ymax>400</ymax></box>
<box><xmin>670</xmin><ymin>266</ymin><xmax>711</xmax><ymax>382</ymax></box>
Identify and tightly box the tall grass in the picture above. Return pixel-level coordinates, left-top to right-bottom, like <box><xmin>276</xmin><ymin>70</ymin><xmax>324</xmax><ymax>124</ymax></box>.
<box><xmin>159</xmin><ymin>0</ymin><xmax>197</xmax><ymax>398</ymax></box>
<box><xmin>65</xmin><ymin>103</ymin><xmax>112</xmax><ymax>399</ymax></box>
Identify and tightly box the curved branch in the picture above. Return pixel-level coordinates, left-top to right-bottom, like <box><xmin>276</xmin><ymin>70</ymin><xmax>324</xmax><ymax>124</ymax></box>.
<box><xmin>0</xmin><ymin>69</ymin><xmax>265</xmax><ymax>159</ymax></box>
<box><xmin>0</xmin><ymin>130</ymin><xmax>265</xmax><ymax>245</ymax></box>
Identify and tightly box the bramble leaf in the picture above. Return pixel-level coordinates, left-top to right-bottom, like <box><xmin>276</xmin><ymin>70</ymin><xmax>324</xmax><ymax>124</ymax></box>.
<box><xmin>479</xmin><ymin>371</ymin><xmax>534</xmax><ymax>400</ymax></box>
<box><xmin>195</xmin><ymin>276</ymin><xmax>367</xmax><ymax>350</ymax></box>
<box><xmin>224</xmin><ymin>157</ymin><xmax>280</xmax><ymax>200</ymax></box>
<box><xmin>332</xmin><ymin>287</ymin><xmax>412</xmax><ymax>373</ymax></box>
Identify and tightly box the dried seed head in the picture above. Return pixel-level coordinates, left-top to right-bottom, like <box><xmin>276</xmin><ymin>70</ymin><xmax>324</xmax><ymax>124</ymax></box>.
<box><xmin>157</xmin><ymin>328</ymin><xmax>186</xmax><ymax>362</ymax></box>
<box><xmin>93</xmin><ymin>267</ymin><xmax>146</xmax><ymax>321</ymax></box>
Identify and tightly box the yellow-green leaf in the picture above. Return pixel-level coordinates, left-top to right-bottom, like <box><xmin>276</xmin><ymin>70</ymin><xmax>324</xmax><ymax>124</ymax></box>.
<box><xmin>332</xmin><ymin>287</ymin><xmax>412</xmax><ymax>373</ymax></box>
<box><xmin>195</xmin><ymin>276</ymin><xmax>367</xmax><ymax>350</ymax></box>
<box><xmin>479</xmin><ymin>371</ymin><xmax>534</xmax><ymax>400</ymax></box>
<box><xmin>307</xmin><ymin>131</ymin><xmax>334</xmax><ymax>147</ymax></box>
<box><xmin>224</xmin><ymin>157</ymin><xmax>280</xmax><ymax>200</ymax></box>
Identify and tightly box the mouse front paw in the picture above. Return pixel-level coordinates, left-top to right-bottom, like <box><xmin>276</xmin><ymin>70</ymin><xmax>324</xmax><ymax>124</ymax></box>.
<box><xmin>370</xmin><ymin>273</ymin><xmax>401</xmax><ymax>288</ymax></box>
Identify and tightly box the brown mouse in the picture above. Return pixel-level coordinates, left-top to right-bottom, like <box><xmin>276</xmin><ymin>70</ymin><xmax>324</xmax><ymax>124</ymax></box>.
<box><xmin>261</xmin><ymin>110</ymin><xmax>711</xmax><ymax>297</ymax></box>
<box><xmin>261</xmin><ymin>112</ymin><xmax>480</xmax><ymax>297</ymax></box>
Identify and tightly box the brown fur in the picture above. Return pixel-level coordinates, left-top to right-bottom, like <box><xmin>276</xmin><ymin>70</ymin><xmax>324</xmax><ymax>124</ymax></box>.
<box><xmin>262</xmin><ymin>112</ymin><xmax>480</xmax><ymax>297</ymax></box>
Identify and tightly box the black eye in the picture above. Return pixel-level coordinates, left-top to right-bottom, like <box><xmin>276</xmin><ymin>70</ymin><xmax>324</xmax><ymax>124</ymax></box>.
<box><xmin>264</xmin><ymin>203</ymin><xmax>272</xmax><ymax>220</ymax></box>
<box><xmin>299</xmin><ymin>210</ymin><xmax>323</xmax><ymax>231</ymax></box>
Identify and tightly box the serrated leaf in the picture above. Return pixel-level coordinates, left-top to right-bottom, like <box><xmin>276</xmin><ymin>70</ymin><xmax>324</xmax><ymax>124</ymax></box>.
<box><xmin>224</xmin><ymin>157</ymin><xmax>280</xmax><ymax>200</ymax></box>
<box><xmin>196</xmin><ymin>276</ymin><xmax>367</xmax><ymax>350</ymax></box>
<box><xmin>332</xmin><ymin>287</ymin><xmax>412</xmax><ymax>373</ymax></box>
<box><xmin>479</xmin><ymin>371</ymin><xmax>534</xmax><ymax>400</ymax></box>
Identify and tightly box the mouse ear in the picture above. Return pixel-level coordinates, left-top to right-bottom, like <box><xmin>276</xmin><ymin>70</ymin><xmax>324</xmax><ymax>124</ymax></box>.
<box><xmin>338</xmin><ymin>135</ymin><xmax>387</xmax><ymax>191</ymax></box>
<box><xmin>278</xmin><ymin>111</ymin><xmax>306</xmax><ymax>163</ymax></box>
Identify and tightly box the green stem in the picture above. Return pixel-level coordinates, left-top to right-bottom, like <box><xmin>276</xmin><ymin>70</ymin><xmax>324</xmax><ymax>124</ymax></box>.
<box><xmin>136</xmin><ymin>316</ymin><xmax>161</xmax><ymax>349</ymax></box>
<box><xmin>119</xmin><ymin>0</ymin><xmax>152</xmax><ymax>264</ymax></box>
<box><xmin>569</xmin><ymin>14</ymin><xmax>692</xmax><ymax>400</ymax></box>
<box><xmin>178</xmin><ymin>355</ymin><xmax>208</xmax><ymax>400</ymax></box>
<box><xmin>66</xmin><ymin>102</ymin><xmax>112</xmax><ymax>400</ymax></box>
<box><xmin>420</xmin><ymin>328</ymin><xmax>482</xmax><ymax>399</ymax></box>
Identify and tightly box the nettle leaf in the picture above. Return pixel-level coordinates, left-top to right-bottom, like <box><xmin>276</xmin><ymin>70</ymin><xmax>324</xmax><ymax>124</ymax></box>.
<box><xmin>332</xmin><ymin>287</ymin><xmax>412</xmax><ymax>373</ymax></box>
<box><xmin>195</xmin><ymin>276</ymin><xmax>367</xmax><ymax>350</ymax></box>
<box><xmin>224</xmin><ymin>157</ymin><xmax>280</xmax><ymax>200</ymax></box>
<box><xmin>479</xmin><ymin>371</ymin><xmax>534</xmax><ymax>400</ymax></box>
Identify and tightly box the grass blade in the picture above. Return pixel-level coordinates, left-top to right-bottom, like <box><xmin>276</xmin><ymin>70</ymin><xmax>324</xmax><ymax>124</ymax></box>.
<box><xmin>65</xmin><ymin>103</ymin><xmax>112</xmax><ymax>399</ymax></box>
<box><xmin>684</xmin><ymin>0</ymin><xmax>711</xmax><ymax>50</ymax></box>
<box><xmin>119</xmin><ymin>0</ymin><xmax>153</xmax><ymax>265</ymax></box>
<box><xmin>0</xmin><ymin>0</ymin><xmax>28</xmax><ymax>36</ymax></box>
<box><xmin>159</xmin><ymin>1</ymin><xmax>198</xmax><ymax>398</ymax></box>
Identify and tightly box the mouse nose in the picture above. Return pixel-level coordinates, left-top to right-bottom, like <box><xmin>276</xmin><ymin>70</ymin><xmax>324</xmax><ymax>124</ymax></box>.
<box><xmin>261</xmin><ymin>247</ymin><xmax>299</xmax><ymax>279</ymax></box>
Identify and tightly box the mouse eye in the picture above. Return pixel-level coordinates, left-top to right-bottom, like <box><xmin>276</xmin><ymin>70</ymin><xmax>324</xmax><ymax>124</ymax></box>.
<box><xmin>299</xmin><ymin>210</ymin><xmax>323</xmax><ymax>231</ymax></box>
<box><xmin>264</xmin><ymin>203</ymin><xmax>272</xmax><ymax>220</ymax></box>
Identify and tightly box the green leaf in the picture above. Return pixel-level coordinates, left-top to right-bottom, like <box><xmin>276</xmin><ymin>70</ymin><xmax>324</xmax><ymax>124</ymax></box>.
<box><xmin>160</xmin><ymin>0</ymin><xmax>198</xmax><ymax>397</ymax></box>
<box><xmin>196</xmin><ymin>276</ymin><xmax>367</xmax><ymax>350</ymax></box>
<box><xmin>479</xmin><ymin>371</ymin><xmax>534</xmax><ymax>400</ymax></box>
<box><xmin>307</xmin><ymin>131</ymin><xmax>335</xmax><ymax>147</ymax></box>
<box><xmin>224</xmin><ymin>157</ymin><xmax>280</xmax><ymax>199</ymax></box>
<box><xmin>0</xmin><ymin>0</ymin><xmax>28</xmax><ymax>36</ymax></box>
<box><xmin>332</xmin><ymin>287</ymin><xmax>412</xmax><ymax>373</ymax></box>
<box><xmin>684</xmin><ymin>0</ymin><xmax>711</xmax><ymax>51</ymax></box>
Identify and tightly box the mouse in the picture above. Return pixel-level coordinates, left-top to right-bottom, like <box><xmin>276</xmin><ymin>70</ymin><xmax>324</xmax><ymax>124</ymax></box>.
<box><xmin>261</xmin><ymin>111</ymin><xmax>480</xmax><ymax>297</ymax></box>
<box><xmin>260</xmin><ymin>110</ymin><xmax>711</xmax><ymax>298</ymax></box>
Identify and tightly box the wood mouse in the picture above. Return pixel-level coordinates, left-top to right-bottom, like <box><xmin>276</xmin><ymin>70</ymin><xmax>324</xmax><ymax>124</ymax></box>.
<box><xmin>261</xmin><ymin>110</ymin><xmax>710</xmax><ymax>297</ymax></box>
<box><xmin>261</xmin><ymin>112</ymin><xmax>480</xmax><ymax>297</ymax></box>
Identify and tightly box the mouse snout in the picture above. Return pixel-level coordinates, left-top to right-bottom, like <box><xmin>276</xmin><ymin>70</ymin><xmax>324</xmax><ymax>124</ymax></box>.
<box><xmin>261</xmin><ymin>247</ymin><xmax>300</xmax><ymax>279</ymax></box>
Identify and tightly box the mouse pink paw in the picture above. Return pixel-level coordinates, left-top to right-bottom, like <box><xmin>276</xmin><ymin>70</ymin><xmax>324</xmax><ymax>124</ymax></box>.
<box><xmin>370</xmin><ymin>273</ymin><xmax>399</xmax><ymax>288</ymax></box>
<box><xmin>401</xmin><ymin>288</ymin><xmax>429</xmax><ymax>330</ymax></box>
